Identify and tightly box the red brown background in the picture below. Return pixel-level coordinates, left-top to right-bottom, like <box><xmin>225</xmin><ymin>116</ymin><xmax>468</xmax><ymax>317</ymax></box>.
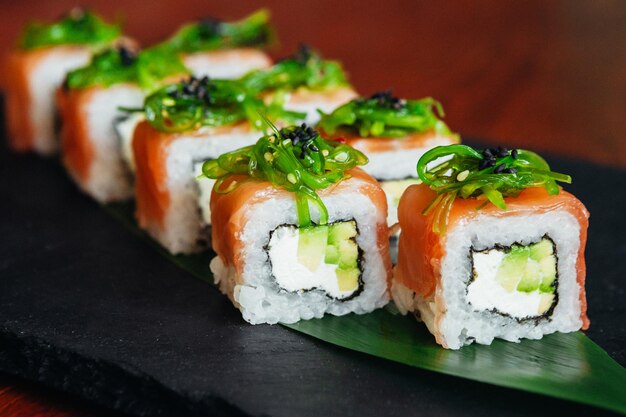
<box><xmin>0</xmin><ymin>0</ymin><xmax>625</xmax><ymax>415</ymax></box>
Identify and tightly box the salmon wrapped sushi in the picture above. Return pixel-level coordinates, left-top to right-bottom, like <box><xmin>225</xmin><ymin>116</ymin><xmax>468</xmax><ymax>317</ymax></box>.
<box><xmin>202</xmin><ymin>124</ymin><xmax>391</xmax><ymax>324</ymax></box>
<box><xmin>174</xmin><ymin>9</ymin><xmax>274</xmax><ymax>79</ymax></box>
<box><xmin>393</xmin><ymin>144</ymin><xmax>589</xmax><ymax>349</ymax></box>
<box><xmin>132</xmin><ymin>76</ymin><xmax>304</xmax><ymax>254</ymax></box>
<box><xmin>241</xmin><ymin>44</ymin><xmax>357</xmax><ymax>125</ymax></box>
<box><xmin>57</xmin><ymin>46</ymin><xmax>144</xmax><ymax>202</ymax></box>
<box><xmin>5</xmin><ymin>9</ymin><xmax>120</xmax><ymax>155</ymax></box>
<box><xmin>114</xmin><ymin>9</ymin><xmax>275</xmax><ymax>173</ymax></box>
<box><xmin>319</xmin><ymin>91</ymin><xmax>459</xmax><ymax>227</ymax></box>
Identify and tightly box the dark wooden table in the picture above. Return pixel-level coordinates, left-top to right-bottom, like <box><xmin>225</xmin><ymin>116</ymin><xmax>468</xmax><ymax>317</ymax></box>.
<box><xmin>1</xmin><ymin>1</ymin><xmax>625</xmax><ymax>415</ymax></box>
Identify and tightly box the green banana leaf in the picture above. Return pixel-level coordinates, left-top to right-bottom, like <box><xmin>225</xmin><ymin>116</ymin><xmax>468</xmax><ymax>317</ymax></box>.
<box><xmin>104</xmin><ymin>202</ymin><xmax>626</xmax><ymax>414</ymax></box>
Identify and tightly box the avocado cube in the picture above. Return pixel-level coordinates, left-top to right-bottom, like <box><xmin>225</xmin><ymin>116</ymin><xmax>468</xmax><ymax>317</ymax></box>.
<box><xmin>538</xmin><ymin>293</ymin><xmax>555</xmax><ymax>314</ymax></box>
<box><xmin>324</xmin><ymin>244</ymin><xmax>340</xmax><ymax>265</ymax></box>
<box><xmin>338</xmin><ymin>240</ymin><xmax>359</xmax><ymax>269</ymax></box>
<box><xmin>328</xmin><ymin>221</ymin><xmax>357</xmax><ymax>245</ymax></box>
<box><xmin>517</xmin><ymin>259</ymin><xmax>541</xmax><ymax>293</ymax></box>
<box><xmin>297</xmin><ymin>226</ymin><xmax>328</xmax><ymax>272</ymax></box>
<box><xmin>530</xmin><ymin>239</ymin><xmax>554</xmax><ymax>261</ymax></box>
<box><xmin>336</xmin><ymin>268</ymin><xmax>359</xmax><ymax>292</ymax></box>
<box><xmin>496</xmin><ymin>246</ymin><xmax>529</xmax><ymax>292</ymax></box>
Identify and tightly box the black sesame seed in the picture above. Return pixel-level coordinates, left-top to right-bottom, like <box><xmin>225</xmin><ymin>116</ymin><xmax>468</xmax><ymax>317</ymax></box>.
<box><xmin>198</xmin><ymin>17</ymin><xmax>222</xmax><ymax>38</ymax></box>
<box><xmin>503</xmin><ymin>168</ymin><xmax>517</xmax><ymax>174</ymax></box>
<box><xmin>497</xmin><ymin>147</ymin><xmax>509</xmax><ymax>157</ymax></box>
<box><xmin>511</xmin><ymin>149</ymin><xmax>518</xmax><ymax>159</ymax></box>
<box><xmin>487</xmin><ymin>159</ymin><xmax>497</xmax><ymax>167</ymax></box>
<box><xmin>494</xmin><ymin>164</ymin><xmax>506</xmax><ymax>173</ymax></box>
<box><xmin>118</xmin><ymin>46</ymin><xmax>136</xmax><ymax>66</ymax></box>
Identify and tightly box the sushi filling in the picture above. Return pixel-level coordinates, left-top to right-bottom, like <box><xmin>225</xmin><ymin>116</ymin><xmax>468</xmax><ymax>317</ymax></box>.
<box><xmin>114</xmin><ymin>112</ymin><xmax>145</xmax><ymax>172</ymax></box>
<box><xmin>379</xmin><ymin>178</ymin><xmax>421</xmax><ymax>226</ymax></box>
<box><xmin>193</xmin><ymin>161</ymin><xmax>216</xmax><ymax>225</ymax></box>
<box><xmin>467</xmin><ymin>236</ymin><xmax>558</xmax><ymax>320</ymax></box>
<box><xmin>267</xmin><ymin>220</ymin><xmax>362</xmax><ymax>300</ymax></box>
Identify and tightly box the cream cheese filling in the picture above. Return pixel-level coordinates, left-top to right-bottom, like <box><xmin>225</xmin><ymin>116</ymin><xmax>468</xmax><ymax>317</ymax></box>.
<box><xmin>267</xmin><ymin>225</ymin><xmax>359</xmax><ymax>300</ymax></box>
<box><xmin>467</xmin><ymin>246</ymin><xmax>556</xmax><ymax>319</ymax></box>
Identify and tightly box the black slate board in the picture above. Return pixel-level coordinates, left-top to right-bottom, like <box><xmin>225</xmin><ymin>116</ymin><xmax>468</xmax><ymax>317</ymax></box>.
<box><xmin>0</xmin><ymin>125</ymin><xmax>624</xmax><ymax>416</ymax></box>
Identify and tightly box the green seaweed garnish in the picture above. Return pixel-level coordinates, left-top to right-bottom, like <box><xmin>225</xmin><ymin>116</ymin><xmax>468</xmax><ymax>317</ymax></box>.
<box><xmin>164</xmin><ymin>9</ymin><xmax>273</xmax><ymax>53</ymax></box>
<box><xmin>201</xmin><ymin>123</ymin><xmax>367</xmax><ymax>227</ymax></box>
<box><xmin>64</xmin><ymin>45</ymin><xmax>138</xmax><ymax>89</ymax></box>
<box><xmin>416</xmin><ymin>144</ymin><xmax>572</xmax><ymax>234</ymax></box>
<box><xmin>133</xmin><ymin>45</ymin><xmax>189</xmax><ymax>91</ymax></box>
<box><xmin>138</xmin><ymin>76</ymin><xmax>303</xmax><ymax>133</ymax></box>
<box><xmin>241</xmin><ymin>44</ymin><xmax>349</xmax><ymax>93</ymax></box>
<box><xmin>61</xmin><ymin>9</ymin><xmax>273</xmax><ymax>91</ymax></box>
<box><xmin>64</xmin><ymin>44</ymin><xmax>189</xmax><ymax>91</ymax></box>
<box><xmin>20</xmin><ymin>8</ymin><xmax>120</xmax><ymax>50</ymax></box>
<box><xmin>319</xmin><ymin>90</ymin><xmax>453</xmax><ymax>138</ymax></box>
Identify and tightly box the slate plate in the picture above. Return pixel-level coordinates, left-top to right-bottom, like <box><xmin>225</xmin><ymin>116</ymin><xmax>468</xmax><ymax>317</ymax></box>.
<box><xmin>0</xmin><ymin>130</ymin><xmax>624</xmax><ymax>417</ymax></box>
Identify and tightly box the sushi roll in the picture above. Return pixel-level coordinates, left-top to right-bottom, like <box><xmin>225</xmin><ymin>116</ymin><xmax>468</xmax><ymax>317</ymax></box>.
<box><xmin>5</xmin><ymin>8</ymin><xmax>120</xmax><ymax>155</ymax></box>
<box><xmin>319</xmin><ymin>90</ymin><xmax>459</xmax><ymax>227</ymax></box>
<box><xmin>201</xmin><ymin>124</ymin><xmax>391</xmax><ymax>324</ymax></box>
<box><xmin>132</xmin><ymin>76</ymin><xmax>304</xmax><ymax>254</ymax></box>
<box><xmin>171</xmin><ymin>9</ymin><xmax>274</xmax><ymax>79</ymax></box>
<box><xmin>392</xmin><ymin>144</ymin><xmax>589</xmax><ymax>349</ymax></box>
<box><xmin>241</xmin><ymin>44</ymin><xmax>357</xmax><ymax>125</ymax></box>
<box><xmin>57</xmin><ymin>44</ymin><xmax>190</xmax><ymax>203</ymax></box>
<box><xmin>115</xmin><ymin>9</ymin><xmax>275</xmax><ymax>173</ymax></box>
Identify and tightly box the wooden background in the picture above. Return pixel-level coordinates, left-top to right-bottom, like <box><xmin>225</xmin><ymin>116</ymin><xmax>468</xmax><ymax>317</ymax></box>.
<box><xmin>0</xmin><ymin>0</ymin><xmax>625</xmax><ymax>415</ymax></box>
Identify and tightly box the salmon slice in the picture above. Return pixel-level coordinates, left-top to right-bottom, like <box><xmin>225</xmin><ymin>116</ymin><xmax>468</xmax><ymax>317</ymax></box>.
<box><xmin>57</xmin><ymin>86</ymin><xmax>95</xmax><ymax>181</ymax></box>
<box><xmin>5</xmin><ymin>46</ymin><xmax>92</xmax><ymax>154</ymax></box>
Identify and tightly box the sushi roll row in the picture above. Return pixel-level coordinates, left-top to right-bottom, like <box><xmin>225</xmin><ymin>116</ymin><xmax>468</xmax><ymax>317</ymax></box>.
<box><xmin>5</xmin><ymin>8</ymin><xmax>590</xmax><ymax>349</ymax></box>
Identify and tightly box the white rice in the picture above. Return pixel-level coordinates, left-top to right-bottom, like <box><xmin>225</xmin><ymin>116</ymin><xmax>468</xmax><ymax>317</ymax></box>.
<box><xmin>353</xmin><ymin>133</ymin><xmax>455</xmax><ymax>181</ymax></box>
<box><xmin>210</xmin><ymin>175</ymin><xmax>390</xmax><ymax>324</ymax></box>
<box><xmin>193</xmin><ymin>162</ymin><xmax>216</xmax><ymax>226</ymax></box>
<box><xmin>30</xmin><ymin>46</ymin><xmax>92</xmax><ymax>155</ymax></box>
<box><xmin>392</xmin><ymin>210</ymin><xmax>584</xmax><ymax>349</ymax></box>
<box><xmin>116</xmin><ymin>112</ymin><xmax>145</xmax><ymax>173</ymax></box>
<box><xmin>281</xmin><ymin>87</ymin><xmax>357</xmax><ymax>126</ymax></box>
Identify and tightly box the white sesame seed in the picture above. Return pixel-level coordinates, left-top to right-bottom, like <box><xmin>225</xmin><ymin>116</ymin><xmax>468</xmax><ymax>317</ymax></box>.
<box><xmin>335</xmin><ymin>152</ymin><xmax>348</xmax><ymax>162</ymax></box>
<box><xmin>287</xmin><ymin>173</ymin><xmax>297</xmax><ymax>184</ymax></box>
<box><xmin>456</xmin><ymin>170</ymin><xmax>470</xmax><ymax>182</ymax></box>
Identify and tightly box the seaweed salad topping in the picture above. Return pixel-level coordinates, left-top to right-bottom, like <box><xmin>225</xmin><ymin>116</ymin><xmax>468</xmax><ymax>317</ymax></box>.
<box><xmin>200</xmin><ymin>123</ymin><xmax>367</xmax><ymax>227</ymax></box>
<box><xmin>241</xmin><ymin>44</ymin><xmax>349</xmax><ymax>93</ymax></box>
<box><xmin>164</xmin><ymin>9</ymin><xmax>273</xmax><ymax>53</ymax></box>
<box><xmin>416</xmin><ymin>144</ymin><xmax>572</xmax><ymax>233</ymax></box>
<box><xmin>64</xmin><ymin>43</ymin><xmax>189</xmax><ymax>91</ymax></box>
<box><xmin>319</xmin><ymin>90</ymin><xmax>453</xmax><ymax>138</ymax></box>
<box><xmin>64</xmin><ymin>45</ymin><xmax>138</xmax><ymax>89</ymax></box>
<box><xmin>20</xmin><ymin>8</ymin><xmax>120</xmax><ymax>50</ymax></box>
<box><xmin>137</xmin><ymin>76</ymin><xmax>303</xmax><ymax>133</ymax></box>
